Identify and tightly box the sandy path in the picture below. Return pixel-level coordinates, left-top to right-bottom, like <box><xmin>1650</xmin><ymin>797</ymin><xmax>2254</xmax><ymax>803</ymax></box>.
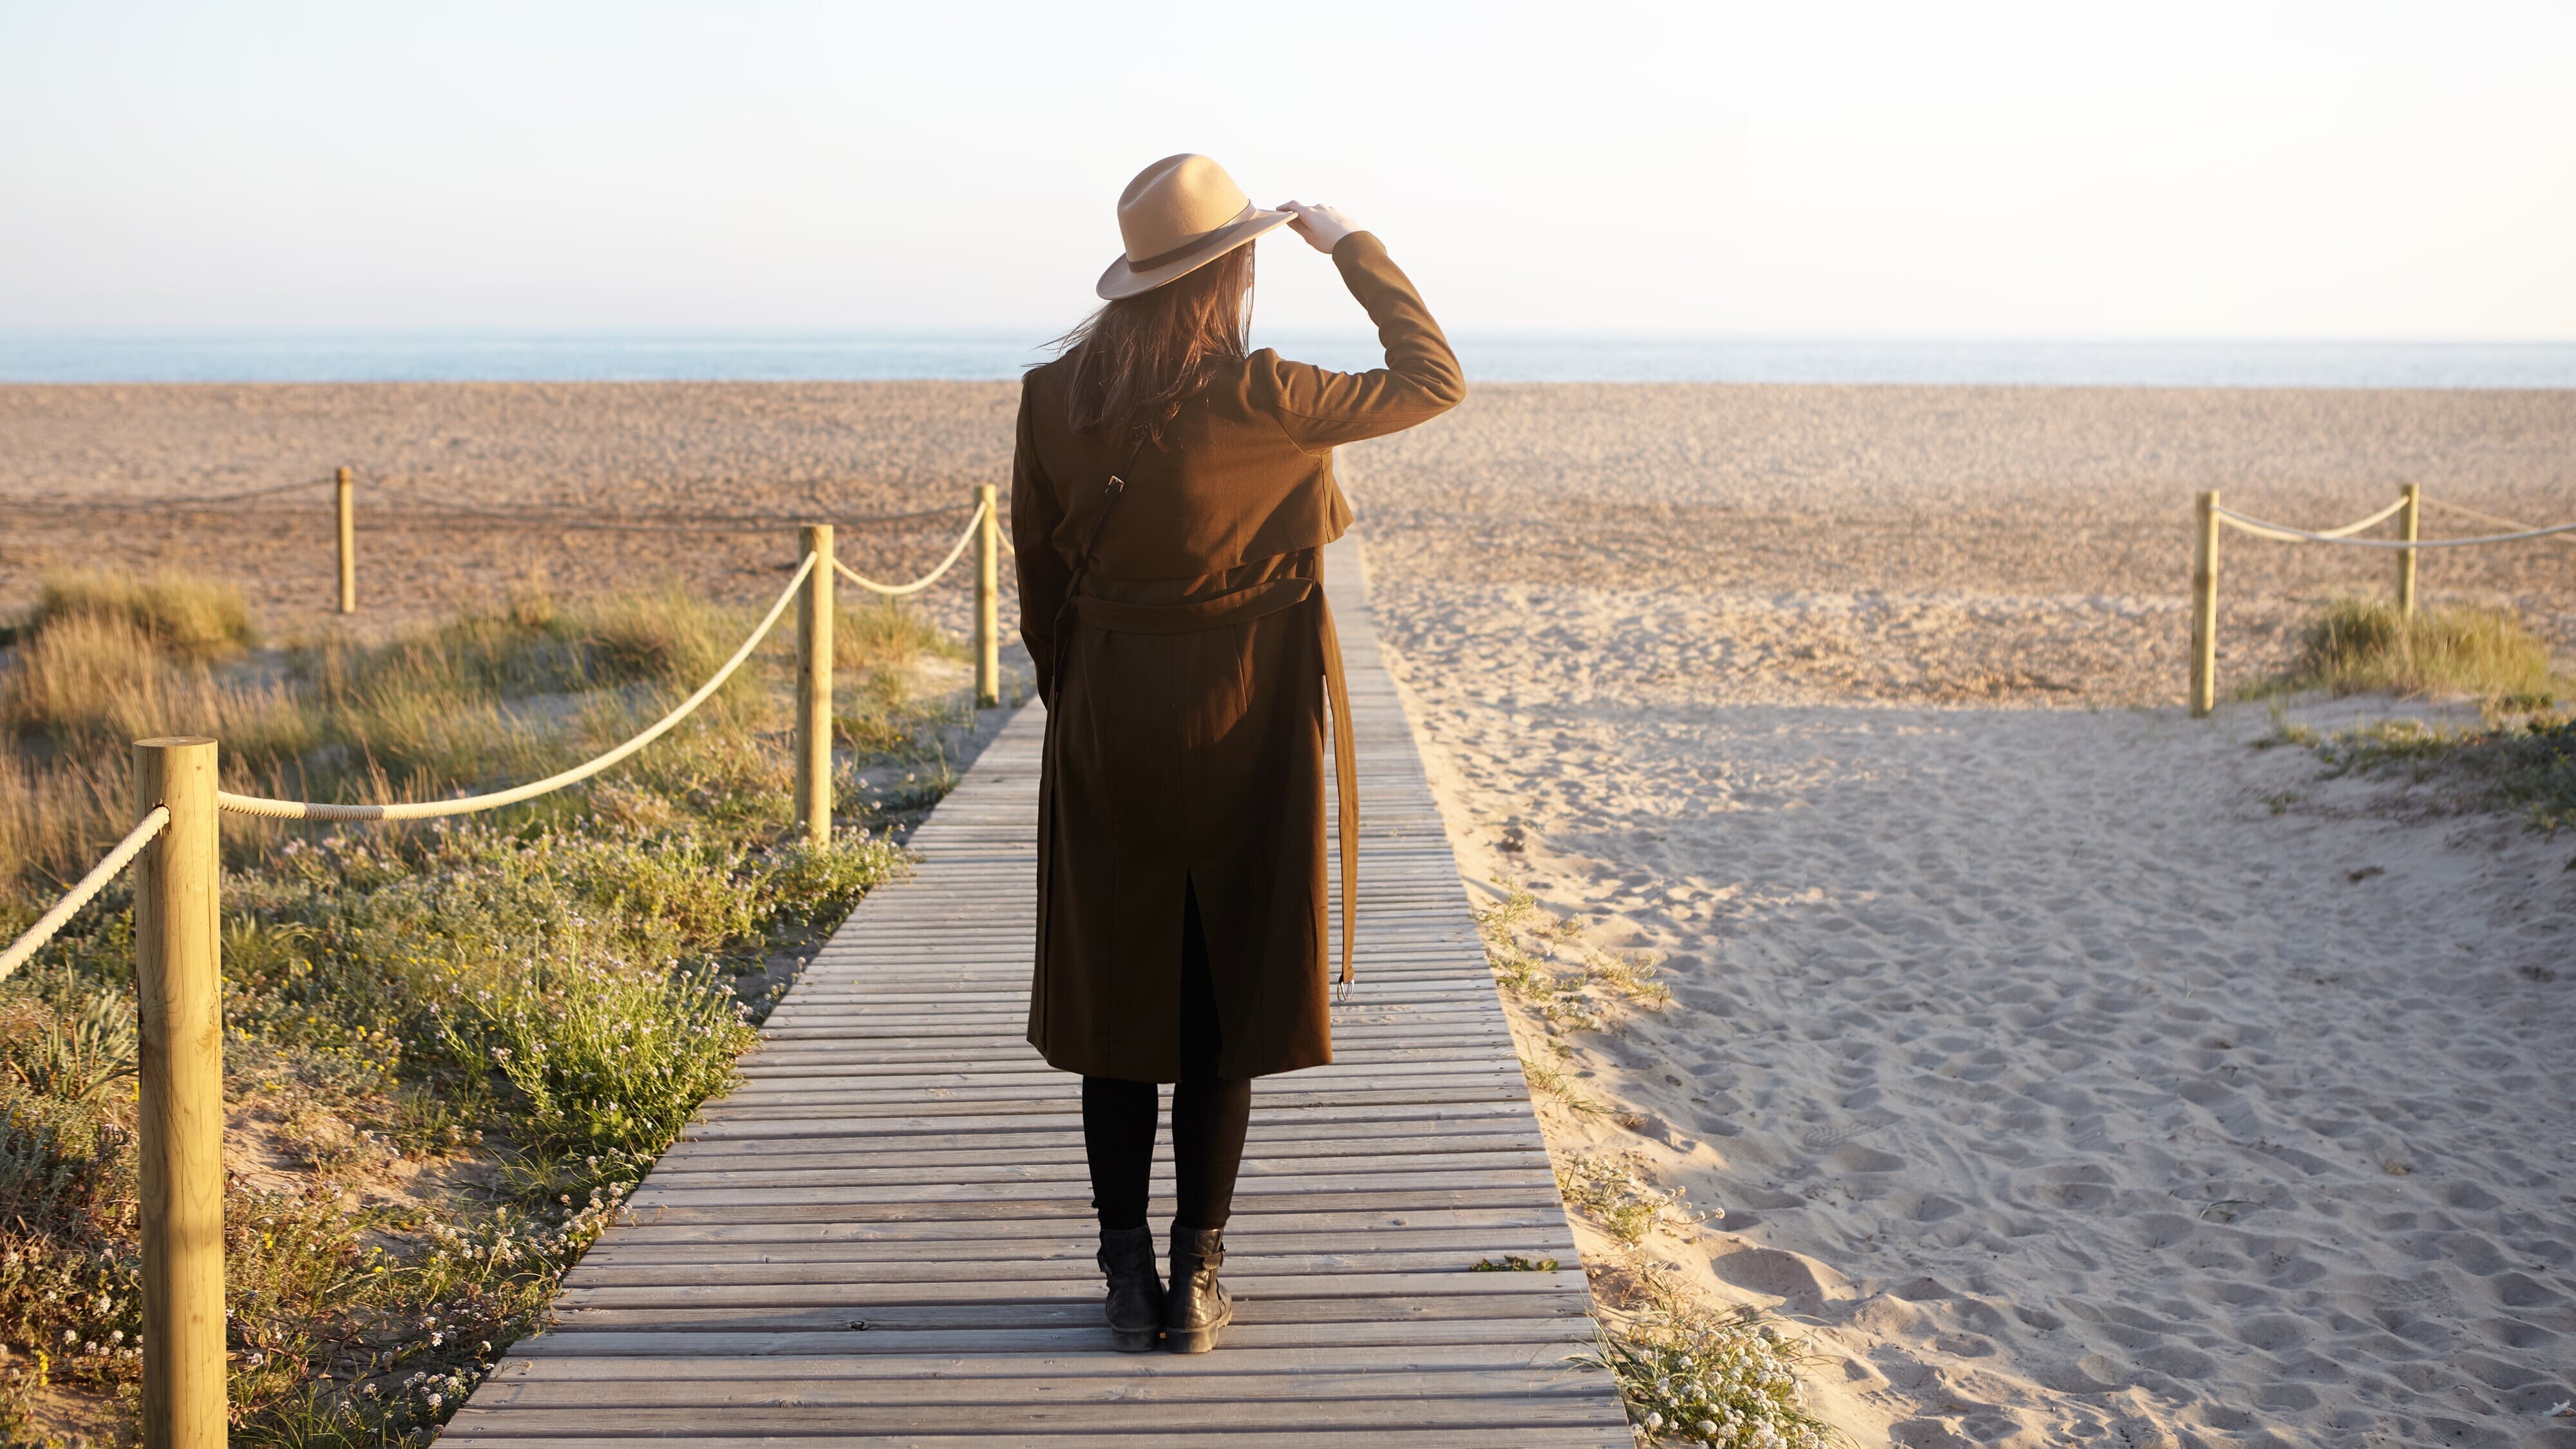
<box><xmin>1343</xmin><ymin>385</ymin><xmax>2576</xmax><ymax>1446</ymax></box>
<box><xmin>1378</xmin><ymin>583</ymin><xmax>2575</xmax><ymax>1443</ymax></box>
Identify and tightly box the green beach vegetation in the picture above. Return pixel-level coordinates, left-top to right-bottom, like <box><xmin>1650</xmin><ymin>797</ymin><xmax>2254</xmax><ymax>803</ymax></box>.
<box><xmin>2248</xmin><ymin>594</ymin><xmax>2573</xmax><ymax>832</ymax></box>
<box><xmin>0</xmin><ymin>569</ymin><xmax>976</xmax><ymax>1446</ymax></box>
<box><xmin>2277</xmin><ymin>714</ymin><xmax>2576</xmax><ymax>833</ymax></box>
<box><xmin>1472</xmin><ymin>886</ymin><xmax>1833</xmax><ymax>1446</ymax></box>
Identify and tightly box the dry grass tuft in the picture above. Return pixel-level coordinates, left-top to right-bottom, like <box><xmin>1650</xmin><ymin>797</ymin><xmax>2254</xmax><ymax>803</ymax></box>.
<box><xmin>32</xmin><ymin>569</ymin><xmax>256</xmax><ymax>661</ymax></box>
<box><xmin>0</xmin><ymin>752</ymin><xmax>135</xmax><ymax>899</ymax></box>
<box><xmin>0</xmin><ymin>612</ymin><xmax>310</xmax><ymax>760</ymax></box>
<box><xmin>1476</xmin><ymin>882</ymin><xmax>1670</xmax><ymax>1030</ymax></box>
<box><xmin>2269</xmin><ymin>596</ymin><xmax>2562</xmax><ymax>703</ymax></box>
<box><xmin>837</xmin><ymin>597</ymin><xmax>961</xmax><ymax>674</ymax></box>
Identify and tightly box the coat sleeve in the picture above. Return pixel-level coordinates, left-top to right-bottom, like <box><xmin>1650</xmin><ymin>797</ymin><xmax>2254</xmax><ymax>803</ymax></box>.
<box><xmin>1258</xmin><ymin>232</ymin><xmax>1466</xmax><ymax>451</ymax></box>
<box><xmin>1012</xmin><ymin>383</ymin><xmax>1072</xmax><ymax>706</ymax></box>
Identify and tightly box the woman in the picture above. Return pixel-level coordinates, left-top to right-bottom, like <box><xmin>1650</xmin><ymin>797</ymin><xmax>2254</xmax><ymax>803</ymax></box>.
<box><xmin>1014</xmin><ymin>153</ymin><xmax>1462</xmax><ymax>1354</ymax></box>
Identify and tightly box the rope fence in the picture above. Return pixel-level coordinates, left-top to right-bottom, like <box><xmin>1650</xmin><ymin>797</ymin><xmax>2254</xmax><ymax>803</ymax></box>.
<box><xmin>215</xmin><ymin>553</ymin><xmax>817</xmax><ymax>822</ymax></box>
<box><xmin>2423</xmin><ymin>495</ymin><xmax>2576</xmax><ymax>542</ymax></box>
<box><xmin>2215</xmin><ymin>505</ymin><xmax>2576</xmax><ymax>549</ymax></box>
<box><xmin>0</xmin><ymin>472</ymin><xmax>1013</xmax><ymax>1447</ymax></box>
<box><xmin>0</xmin><ymin>462</ymin><xmax>992</xmax><ymax>618</ymax></box>
<box><xmin>0</xmin><ymin>806</ymin><xmax>167</xmax><ymax>984</ymax></box>
<box><xmin>0</xmin><ymin>476</ymin><xmax>972</xmax><ymax>528</ymax></box>
<box><xmin>0</xmin><ymin>474</ymin><xmax>341</xmax><ymax>511</ymax></box>
<box><xmin>2188</xmin><ymin>482</ymin><xmax>2576</xmax><ymax>715</ymax></box>
<box><xmin>833</xmin><ymin>498</ymin><xmax>987</xmax><ymax>596</ymax></box>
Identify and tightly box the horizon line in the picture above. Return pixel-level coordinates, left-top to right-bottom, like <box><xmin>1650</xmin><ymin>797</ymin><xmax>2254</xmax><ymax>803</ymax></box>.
<box><xmin>6</xmin><ymin>327</ymin><xmax>2576</xmax><ymax>348</ymax></box>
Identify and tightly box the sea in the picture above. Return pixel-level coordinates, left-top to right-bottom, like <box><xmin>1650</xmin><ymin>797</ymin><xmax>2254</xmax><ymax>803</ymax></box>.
<box><xmin>3</xmin><ymin>330</ymin><xmax>2573</xmax><ymax>388</ymax></box>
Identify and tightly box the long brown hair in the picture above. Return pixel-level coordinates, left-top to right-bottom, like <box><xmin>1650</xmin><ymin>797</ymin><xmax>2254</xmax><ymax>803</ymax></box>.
<box><xmin>1050</xmin><ymin>243</ymin><xmax>1255</xmax><ymax>446</ymax></box>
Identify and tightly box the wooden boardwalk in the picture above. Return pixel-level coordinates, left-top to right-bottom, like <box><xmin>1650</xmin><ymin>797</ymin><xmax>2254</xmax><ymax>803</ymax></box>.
<box><xmin>446</xmin><ymin>538</ymin><xmax>1633</xmax><ymax>1447</ymax></box>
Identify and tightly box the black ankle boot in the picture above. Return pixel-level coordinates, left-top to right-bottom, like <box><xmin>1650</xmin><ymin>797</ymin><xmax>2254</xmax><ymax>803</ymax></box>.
<box><xmin>1097</xmin><ymin>1225</ymin><xmax>1164</xmax><ymax>1352</ymax></box>
<box><xmin>1164</xmin><ymin>1224</ymin><xmax>1232</xmax><ymax>1354</ymax></box>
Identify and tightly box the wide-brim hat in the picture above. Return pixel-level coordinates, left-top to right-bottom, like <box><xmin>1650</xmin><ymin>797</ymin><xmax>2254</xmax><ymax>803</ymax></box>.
<box><xmin>1096</xmin><ymin>154</ymin><xmax>1294</xmax><ymax>301</ymax></box>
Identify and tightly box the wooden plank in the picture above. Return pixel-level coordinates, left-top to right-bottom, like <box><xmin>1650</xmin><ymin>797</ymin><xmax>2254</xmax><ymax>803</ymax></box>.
<box><xmin>465</xmin><ymin>1367</ymin><xmax>1616</xmax><ymax>1408</ymax></box>
<box><xmin>439</xmin><ymin>1431</ymin><xmax>1624</xmax><ymax>1448</ymax></box>
<box><xmin>488</xmin><ymin>1343</ymin><xmax>1598</xmax><ymax>1379</ymax></box>
<box><xmin>451</xmin><ymin>536</ymin><xmax>1629</xmax><ymax>1446</ymax></box>
<box><xmin>512</xmin><ymin>1318</ymin><xmax>1600</xmax><ymax>1361</ymax></box>
<box><xmin>441</xmin><ymin>1399</ymin><xmax>1631</xmax><ymax>1434</ymax></box>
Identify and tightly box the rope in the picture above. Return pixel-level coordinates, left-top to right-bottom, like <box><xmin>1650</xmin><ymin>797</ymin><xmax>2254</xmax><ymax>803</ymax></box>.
<box><xmin>0</xmin><ymin>476</ymin><xmax>336</xmax><ymax>511</ymax></box>
<box><xmin>2421</xmin><ymin>495</ymin><xmax>2576</xmax><ymax>545</ymax></box>
<box><xmin>371</xmin><ymin>482</ymin><xmax>976</xmax><ymax>535</ymax></box>
<box><xmin>833</xmin><ymin>500</ymin><xmax>988</xmax><ymax>597</ymax></box>
<box><xmin>2215</xmin><ymin>505</ymin><xmax>2576</xmax><ymax>549</ymax></box>
<box><xmin>2305</xmin><ymin>495</ymin><xmax>2411</xmax><ymax>539</ymax></box>
<box><xmin>0</xmin><ymin>808</ymin><xmax>169</xmax><ymax>985</ymax></box>
<box><xmin>0</xmin><ymin>475</ymin><xmax>974</xmax><ymax>533</ymax></box>
<box><xmin>2207</xmin><ymin>495</ymin><xmax>2409</xmax><ymax>544</ymax></box>
<box><xmin>215</xmin><ymin>553</ymin><xmax>817</xmax><ymax>821</ymax></box>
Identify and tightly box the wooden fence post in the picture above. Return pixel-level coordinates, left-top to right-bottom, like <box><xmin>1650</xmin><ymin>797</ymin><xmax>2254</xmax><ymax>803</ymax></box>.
<box><xmin>336</xmin><ymin>466</ymin><xmax>356</xmax><ymax>615</ymax></box>
<box><xmin>2191</xmin><ymin>489</ymin><xmax>2221</xmax><ymax>717</ymax></box>
<box><xmin>974</xmin><ymin>484</ymin><xmax>1000</xmax><ymax>709</ymax></box>
<box><xmin>2396</xmin><ymin>482</ymin><xmax>2420</xmax><ymax>616</ymax></box>
<box><xmin>133</xmin><ymin>737</ymin><xmax>225</xmax><ymax>1449</ymax></box>
<box><xmin>795</xmin><ymin>524</ymin><xmax>835</xmax><ymax>847</ymax></box>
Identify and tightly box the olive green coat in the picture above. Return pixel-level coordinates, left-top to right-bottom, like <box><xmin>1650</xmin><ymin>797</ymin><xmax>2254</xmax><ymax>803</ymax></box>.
<box><xmin>1014</xmin><ymin>231</ymin><xmax>1463</xmax><ymax>1081</ymax></box>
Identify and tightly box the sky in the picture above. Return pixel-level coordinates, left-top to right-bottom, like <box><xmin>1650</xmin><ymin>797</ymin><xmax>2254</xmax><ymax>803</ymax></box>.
<box><xmin>3</xmin><ymin>1</ymin><xmax>2571</xmax><ymax>339</ymax></box>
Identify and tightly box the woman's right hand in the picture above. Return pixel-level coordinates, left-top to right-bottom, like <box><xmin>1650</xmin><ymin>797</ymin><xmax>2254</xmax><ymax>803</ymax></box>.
<box><xmin>1278</xmin><ymin>201</ymin><xmax>1359</xmax><ymax>253</ymax></box>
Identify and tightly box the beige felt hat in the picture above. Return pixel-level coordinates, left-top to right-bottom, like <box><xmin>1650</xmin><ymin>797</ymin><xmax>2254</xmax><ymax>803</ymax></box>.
<box><xmin>1095</xmin><ymin>154</ymin><xmax>1294</xmax><ymax>301</ymax></box>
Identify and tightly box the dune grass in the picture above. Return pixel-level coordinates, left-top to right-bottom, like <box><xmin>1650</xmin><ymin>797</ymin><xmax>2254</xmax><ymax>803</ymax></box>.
<box><xmin>1469</xmin><ymin>885</ymin><xmax>1828</xmax><ymax>1444</ymax></box>
<box><xmin>1578</xmin><ymin>1249</ymin><xmax>1841</xmax><ymax>1448</ymax></box>
<box><xmin>2291</xmin><ymin>714</ymin><xmax>2576</xmax><ymax>833</ymax></box>
<box><xmin>2251</xmin><ymin>595</ymin><xmax>2562</xmax><ymax>705</ymax></box>
<box><xmin>1</xmin><ymin>572</ymin><xmax>977</xmax><ymax>1446</ymax></box>
<box><xmin>1475</xmin><ymin>882</ymin><xmax>1670</xmax><ymax>1034</ymax></box>
<box><xmin>2240</xmin><ymin>597</ymin><xmax>2573</xmax><ymax>831</ymax></box>
<box><xmin>24</xmin><ymin>569</ymin><xmax>256</xmax><ymax>663</ymax></box>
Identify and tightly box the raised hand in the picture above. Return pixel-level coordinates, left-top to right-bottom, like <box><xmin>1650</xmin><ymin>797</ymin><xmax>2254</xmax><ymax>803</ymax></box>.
<box><xmin>1278</xmin><ymin>200</ymin><xmax>1361</xmax><ymax>253</ymax></box>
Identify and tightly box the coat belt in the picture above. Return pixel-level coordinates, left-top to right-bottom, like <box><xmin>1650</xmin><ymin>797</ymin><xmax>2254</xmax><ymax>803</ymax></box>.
<box><xmin>1072</xmin><ymin>574</ymin><xmax>1314</xmax><ymax>634</ymax></box>
<box><xmin>1070</xmin><ymin>576</ymin><xmax>1359</xmax><ymax>995</ymax></box>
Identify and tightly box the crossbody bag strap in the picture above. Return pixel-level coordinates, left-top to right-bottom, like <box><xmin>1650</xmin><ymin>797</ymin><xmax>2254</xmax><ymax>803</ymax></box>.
<box><xmin>1063</xmin><ymin>435</ymin><xmax>1149</xmax><ymax>601</ymax></box>
<box><xmin>1047</xmin><ymin>434</ymin><xmax>1149</xmax><ymax>687</ymax></box>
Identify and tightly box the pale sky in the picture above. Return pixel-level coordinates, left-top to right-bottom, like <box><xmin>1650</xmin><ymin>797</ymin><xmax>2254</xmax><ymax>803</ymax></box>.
<box><xmin>3</xmin><ymin>1</ymin><xmax>2571</xmax><ymax>337</ymax></box>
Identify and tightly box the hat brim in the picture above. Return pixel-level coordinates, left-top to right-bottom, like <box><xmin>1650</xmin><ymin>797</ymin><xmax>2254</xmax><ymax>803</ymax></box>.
<box><xmin>1096</xmin><ymin>208</ymin><xmax>1296</xmax><ymax>300</ymax></box>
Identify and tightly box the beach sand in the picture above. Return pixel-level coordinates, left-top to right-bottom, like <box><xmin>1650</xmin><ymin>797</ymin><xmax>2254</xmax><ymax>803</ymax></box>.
<box><xmin>7</xmin><ymin>382</ymin><xmax>2575</xmax><ymax>1444</ymax></box>
<box><xmin>1347</xmin><ymin>388</ymin><xmax>2576</xmax><ymax>1447</ymax></box>
<box><xmin>0</xmin><ymin>383</ymin><xmax>1025</xmax><ymax>646</ymax></box>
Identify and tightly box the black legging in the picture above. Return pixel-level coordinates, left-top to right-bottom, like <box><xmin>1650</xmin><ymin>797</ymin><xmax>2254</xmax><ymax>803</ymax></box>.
<box><xmin>1081</xmin><ymin>880</ymin><xmax>1251</xmax><ymax>1232</ymax></box>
